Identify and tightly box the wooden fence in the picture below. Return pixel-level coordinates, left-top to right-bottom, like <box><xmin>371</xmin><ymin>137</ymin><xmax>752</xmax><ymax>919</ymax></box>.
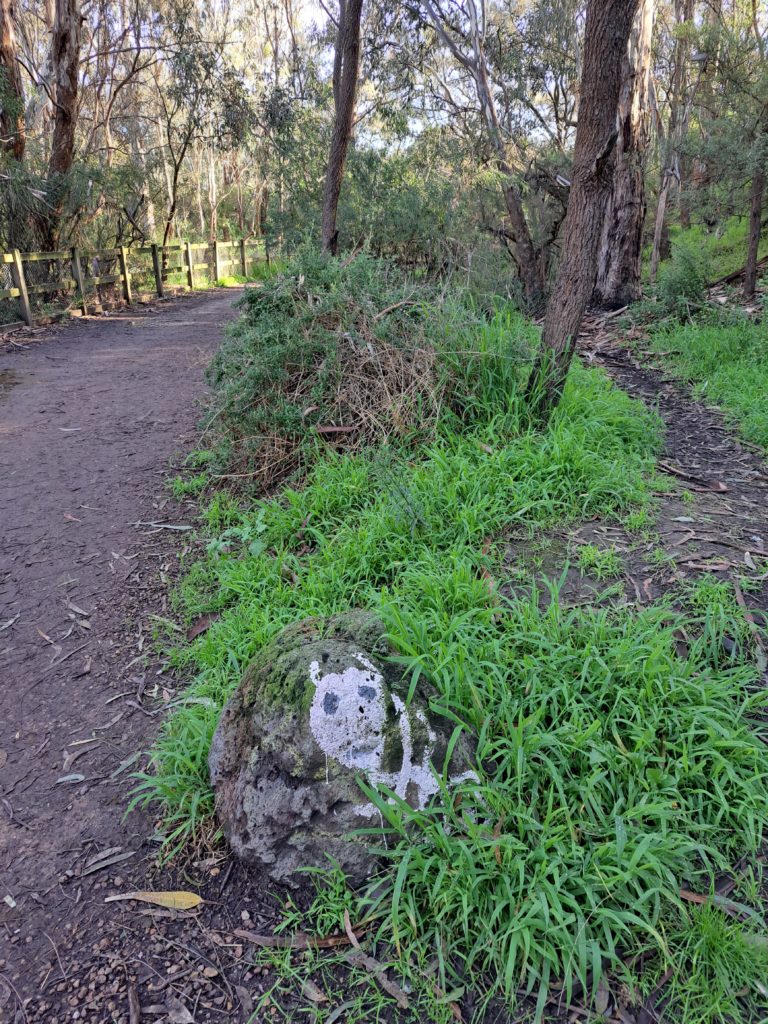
<box><xmin>0</xmin><ymin>237</ymin><xmax>265</xmax><ymax>327</ymax></box>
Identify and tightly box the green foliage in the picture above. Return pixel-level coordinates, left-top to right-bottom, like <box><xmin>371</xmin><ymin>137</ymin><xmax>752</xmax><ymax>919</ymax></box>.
<box><xmin>132</xmin><ymin>355</ymin><xmax>660</xmax><ymax>855</ymax></box>
<box><xmin>648</xmin><ymin>904</ymin><xmax>768</xmax><ymax>1024</ymax></box>
<box><xmin>360</xmin><ymin>586</ymin><xmax>768</xmax><ymax>1014</ymax></box>
<box><xmin>169</xmin><ymin>473</ymin><xmax>208</xmax><ymax>497</ymax></box>
<box><xmin>576</xmin><ymin>543</ymin><xmax>623</xmax><ymax>580</ymax></box>
<box><xmin>204</xmin><ymin>245</ymin><xmax>536</xmax><ymax>482</ymax></box>
<box><xmin>656</xmin><ymin>237</ymin><xmax>710</xmax><ymax>315</ymax></box>
<box><xmin>648</xmin><ymin>317</ymin><xmax>768</xmax><ymax>449</ymax></box>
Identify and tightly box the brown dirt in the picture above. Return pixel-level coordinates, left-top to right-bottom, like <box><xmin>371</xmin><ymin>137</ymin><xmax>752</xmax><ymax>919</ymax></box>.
<box><xmin>0</xmin><ymin>290</ymin><xmax>287</xmax><ymax>1022</ymax></box>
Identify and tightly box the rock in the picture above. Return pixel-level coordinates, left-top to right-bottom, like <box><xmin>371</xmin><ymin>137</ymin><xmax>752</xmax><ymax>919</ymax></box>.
<box><xmin>208</xmin><ymin>610</ymin><xmax>474</xmax><ymax>886</ymax></box>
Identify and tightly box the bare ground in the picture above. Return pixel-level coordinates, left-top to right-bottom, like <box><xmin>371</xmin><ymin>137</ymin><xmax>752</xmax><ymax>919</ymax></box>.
<box><xmin>0</xmin><ymin>291</ymin><xmax>286</xmax><ymax>1023</ymax></box>
<box><xmin>1</xmin><ymin>298</ymin><xmax>768</xmax><ymax>1023</ymax></box>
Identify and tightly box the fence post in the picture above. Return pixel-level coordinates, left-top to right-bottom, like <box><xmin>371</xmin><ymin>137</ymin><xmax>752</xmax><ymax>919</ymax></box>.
<box><xmin>151</xmin><ymin>244</ymin><xmax>164</xmax><ymax>297</ymax></box>
<box><xmin>118</xmin><ymin>246</ymin><xmax>132</xmax><ymax>303</ymax></box>
<box><xmin>10</xmin><ymin>249</ymin><xmax>32</xmax><ymax>326</ymax></box>
<box><xmin>185</xmin><ymin>241</ymin><xmax>195</xmax><ymax>290</ymax></box>
<box><xmin>71</xmin><ymin>246</ymin><xmax>87</xmax><ymax>315</ymax></box>
<box><xmin>239</xmin><ymin>238</ymin><xmax>247</xmax><ymax>278</ymax></box>
<box><xmin>213</xmin><ymin>239</ymin><xmax>221</xmax><ymax>284</ymax></box>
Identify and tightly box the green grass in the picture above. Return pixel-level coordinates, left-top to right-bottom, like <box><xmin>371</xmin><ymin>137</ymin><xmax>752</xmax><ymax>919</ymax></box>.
<box><xmin>131</xmin><ymin>359</ymin><xmax>660</xmax><ymax>852</ymax></box>
<box><xmin>644</xmin><ymin>903</ymin><xmax>768</xmax><ymax>1024</ymax></box>
<box><xmin>647</xmin><ymin>317</ymin><xmax>768</xmax><ymax>449</ymax></box>
<box><xmin>576</xmin><ymin>543</ymin><xmax>623</xmax><ymax>580</ymax></box>
<box><xmin>131</xmin><ymin>248</ymin><xmax>768</xmax><ymax>1020</ymax></box>
<box><xmin>668</xmin><ymin>219</ymin><xmax>768</xmax><ymax>284</ymax></box>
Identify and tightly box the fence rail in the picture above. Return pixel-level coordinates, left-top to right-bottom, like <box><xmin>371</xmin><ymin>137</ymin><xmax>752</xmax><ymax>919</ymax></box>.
<box><xmin>0</xmin><ymin>237</ymin><xmax>265</xmax><ymax>327</ymax></box>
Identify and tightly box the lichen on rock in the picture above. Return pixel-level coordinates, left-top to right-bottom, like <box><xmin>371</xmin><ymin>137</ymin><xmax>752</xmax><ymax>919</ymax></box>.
<box><xmin>208</xmin><ymin>610</ymin><xmax>474</xmax><ymax>886</ymax></box>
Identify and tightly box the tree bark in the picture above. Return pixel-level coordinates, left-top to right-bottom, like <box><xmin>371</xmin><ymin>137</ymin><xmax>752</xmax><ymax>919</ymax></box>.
<box><xmin>0</xmin><ymin>0</ymin><xmax>25</xmax><ymax>160</ymax></box>
<box><xmin>744</xmin><ymin>152</ymin><xmax>766</xmax><ymax>300</ymax></box>
<box><xmin>321</xmin><ymin>0</ymin><xmax>364</xmax><ymax>255</ymax></box>
<box><xmin>594</xmin><ymin>0</ymin><xmax>654</xmax><ymax>308</ymax></box>
<box><xmin>525</xmin><ymin>0</ymin><xmax>640</xmax><ymax>422</ymax></box>
<box><xmin>43</xmin><ymin>0</ymin><xmax>82</xmax><ymax>248</ymax></box>
<box><xmin>649</xmin><ymin>0</ymin><xmax>695</xmax><ymax>282</ymax></box>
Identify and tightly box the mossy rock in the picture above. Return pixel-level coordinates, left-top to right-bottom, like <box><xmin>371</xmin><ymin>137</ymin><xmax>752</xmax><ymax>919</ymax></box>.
<box><xmin>208</xmin><ymin>610</ymin><xmax>474</xmax><ymax>886</ymax></box>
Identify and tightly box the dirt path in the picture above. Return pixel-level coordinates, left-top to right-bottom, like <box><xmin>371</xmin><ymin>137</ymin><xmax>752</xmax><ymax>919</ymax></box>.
<box><xmin>0</xmin><ymin>291</ymin><xmax>242</xmax><ymax>1018</ymax></box>
<box><xmin>579</xmin><ymin>334</ymin><xmax>768</xmax><ymax>608</ymax></box>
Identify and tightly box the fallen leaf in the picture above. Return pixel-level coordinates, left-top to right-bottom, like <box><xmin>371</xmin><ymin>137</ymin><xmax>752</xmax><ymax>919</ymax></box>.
<box><xmin>0</xmin><ymin>750</ymin><xmax>6</xmax><ymax>770</ymax></box>
<box><xmin>301</xmin><ymin>979</ymin><xmax>328</xmax><ymax>1004</ymax></box>
<box><xmin>745</xmin><ymin>551</ymin><xmax>757</xmax><ymax>570</ymax></box>
<box><xmin>164</xmin><ymin>995</ymin><xmax>194</xmax><ymax>1024</ymax></box>
<box><xmin>234</xmin><ymin>927</ymin><xmax>364</xmax><ymax>950</ymax></box>
<box><xmin>55</xmin><ymin>773</ymin><xmax>85</xmax><ymax>785</ymax></box>
<box><xmin>81</xmin><ymin>849</ymin><xmax>135</xmax><ymax>877</ymax></box>
<box><xmin>104</xmin><ymin>890</ymin><xmax>203</xmax><ymax>910</ymax></box>
<box><xmin>186</xmin><ymin>612</ymin><xmax>219</xmax><ymax>642</ymax></box>
<box><xmin>595</xmin><ymin>979</ymin><xmax>610</xmax><ymax>1015</ymax></box>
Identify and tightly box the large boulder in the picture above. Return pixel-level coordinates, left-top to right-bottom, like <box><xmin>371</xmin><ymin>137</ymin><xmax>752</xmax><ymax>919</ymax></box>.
<box><xmin>208</xmin><ymin>610</ymin><xmax>474</xmax><ymax>886</ymax></box>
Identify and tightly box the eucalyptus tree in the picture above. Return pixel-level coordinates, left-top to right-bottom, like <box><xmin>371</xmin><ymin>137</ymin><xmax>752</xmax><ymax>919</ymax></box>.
<box><xmin>594</xmin><ymin>0</ymin><xmax>654</xmax><ymax>308</ymax></box>
<box><xmin>525</xmin><ymin>0</ymin><xmax>640</xmax><ymax>420</ymax></box>
<box><xmin>321</xmin><ymin>0</ymin><xmax>365</xmax><ymax>253</ymax></box>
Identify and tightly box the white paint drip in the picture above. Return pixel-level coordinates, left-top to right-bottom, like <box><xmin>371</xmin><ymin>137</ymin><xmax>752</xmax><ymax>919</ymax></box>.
<box><xmin>308</xmin><ymin>654</ymin><xmax>475</xmax><ymax>817</ymax></box>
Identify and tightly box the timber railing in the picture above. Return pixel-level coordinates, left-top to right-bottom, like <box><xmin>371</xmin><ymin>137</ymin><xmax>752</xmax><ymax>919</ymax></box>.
<box><xmin>0</xmin><ymin>237</ymin><xmax>265</xmax><ymax>328</ymax></box>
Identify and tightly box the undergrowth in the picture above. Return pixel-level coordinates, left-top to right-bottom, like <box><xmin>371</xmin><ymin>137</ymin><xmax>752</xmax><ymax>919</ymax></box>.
<box><xmin>132</xmin><ymin>248</ymin><xmax>768</xmax><ymax>1021</ymax></box>
<box><xmin>203</xmin><ymin>245</ymin><xmax>536</xmax><ymax>488</ymax></box>
<box><xmin>648</xmin><ymin>316</ymin><xmax>768</xmax><ymax>449</ymax></box>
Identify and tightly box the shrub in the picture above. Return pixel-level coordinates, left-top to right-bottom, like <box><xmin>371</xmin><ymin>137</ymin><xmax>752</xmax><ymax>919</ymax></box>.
<box><xmin>657</xmin><ymin>237</ymin><xmax>710</xmax><ymax>314</ymax></box>
<box><xmin>204</xmin><ymin>245</ymin><xmax>535</xmax><ymax>488</ymax></box>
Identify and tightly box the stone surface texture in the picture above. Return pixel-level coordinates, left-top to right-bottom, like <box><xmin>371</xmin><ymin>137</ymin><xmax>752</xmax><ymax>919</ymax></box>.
<box><xmin>208</xmin><ymin>610</ymin><xmax>473</xmax><ymax>885</ymax></box>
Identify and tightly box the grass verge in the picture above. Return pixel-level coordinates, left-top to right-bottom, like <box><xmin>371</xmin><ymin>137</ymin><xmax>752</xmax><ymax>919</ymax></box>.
<box><xmin>132</xmin><ymin>249</ymin><xmax>768</xmax><ymax>1020</ymax></box>
<box><xmin>647</xmin><ymin>316</ymin><xmax>768</xmax><ymax>449</ymax></box>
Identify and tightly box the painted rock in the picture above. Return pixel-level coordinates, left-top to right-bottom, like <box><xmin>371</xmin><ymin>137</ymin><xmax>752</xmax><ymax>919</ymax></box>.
<box><xmin>208</xmin><ymin>610</ymin><xmax>474</xmax><ymax>886</ymax></box>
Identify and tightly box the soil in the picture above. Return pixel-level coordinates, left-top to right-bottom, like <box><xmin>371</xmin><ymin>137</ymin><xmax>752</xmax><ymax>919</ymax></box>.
<box><xmin>1</xmin><ymin>294</ymin><xmax>767</xmax><ymax>1024</ymax></box>
<box><xmin>0</xmin><ymin>291</ymin><xmax>285</xmax><ymax>1023</ymax></box>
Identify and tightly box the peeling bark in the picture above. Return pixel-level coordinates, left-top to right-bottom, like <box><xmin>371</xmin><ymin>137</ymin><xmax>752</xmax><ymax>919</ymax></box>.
<box><xmin>525</xmin><ymin>0</ymin><xmax>641</xmax><ymax>422</ymax></box>
<box><xmin>594</xmin><ymin>0</ymin><xmax>654</xmax><ymax>309</ymax></box>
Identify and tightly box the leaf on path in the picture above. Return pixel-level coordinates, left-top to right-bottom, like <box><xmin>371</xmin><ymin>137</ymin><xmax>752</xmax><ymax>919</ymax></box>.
<box><xmin>81</xmin><ymin>848</ymin><xmax>136</xmax><ymax>877</ymax></box>
<box><xmin>233</xmin><ymin>928</ymin><xmax>361</xmax><ymax>950</ymax></box>
<box><xmin>301</xmin><ymin>979</ymin><xmax>328</xmax><ymax>1004</ymax></box>
<box><xmin>745</xmin><ymin>550</ymin><xmax>757</xmax><ymax>570</ymax></box>
<box><xmin>165</xmin><ymin>996</ymin><xmax>194</xmax><ymax>1023</ymax></box>
<box><xmin>344</xmin><ymin>949</ymin><xmax>410</xmax><ymax>1009</ymax></box>
<box><xmin>186</xmin><ymin>612</ymin><xmax>219</xmax><ymax>642</ymax></box>
<box><xmin>55</xmin><ymin>773</ymin><xmax>85</xmax><ymax>785</ymax></box>
<box><xmin>104</xmin><ymin>890</ymin><xmax>202</xmax><ymax>910</ymax></box>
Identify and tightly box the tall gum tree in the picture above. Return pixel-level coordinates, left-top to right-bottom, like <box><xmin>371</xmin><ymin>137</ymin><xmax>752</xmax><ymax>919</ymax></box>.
<box><xmin>594</xmin><ymin>0</ymin><xmax>654</xmax><ymax>308</ymax></box>
<box><xmin>525</xmin><ymin>0</ymin><xmax>640</xmax><ymax>422</ymax></box>
<box><xmin>321</xmin><ymin>0</ymin><xmax>365</xmax><ymax>255</ymax></box>
<box><xmin>43</xmin><ymin>0</ymin><xmax>82</xmax><ymax>247</ymax></box>
<box><xmin>0</xmin><ymin>0</ymin><xmax>26</xmax><ymax>160</ymax></box>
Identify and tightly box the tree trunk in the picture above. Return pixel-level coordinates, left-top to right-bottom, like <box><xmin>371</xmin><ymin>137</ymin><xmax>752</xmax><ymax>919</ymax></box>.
<box><xmin>43</xmin><ymin>0</ymin><xmax>82</xmax><ymax>248</ymax></box>
<box><xmin>744</xmin><ymin>156</ymin><xmax>766</xmax><ymax>300</ymax></box>
<box><xmin>321</xmin><ymin>0</ymin><xmax>364</xmax><ymax>255</ymax></box>
<box><xmin>649</xmin><ymin>0</ymin><xmax>695</xmax><ymax>282</ymax></box>
<box><xmin>0</xmin><ymin>0</ymin><xmax>25</xmax><ymax>160</ymax></box>
<box><xmin>525</xmin><ymin>0</ymin><xmax>640</xmax><ymax>422</ymax></box>
<box><xmin>594</xmin><ymin>0</ymin><xmax>654</xmax><ymax>308</ymax></box>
